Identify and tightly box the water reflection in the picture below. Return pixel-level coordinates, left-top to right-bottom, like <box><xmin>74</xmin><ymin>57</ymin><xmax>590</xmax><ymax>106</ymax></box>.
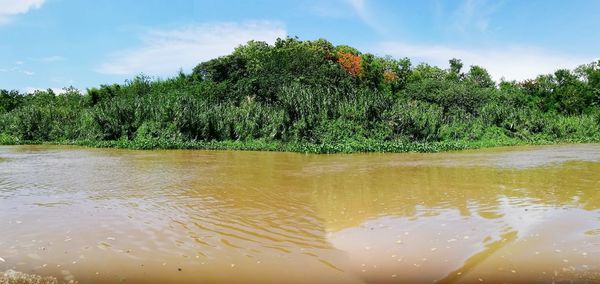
<box><xmin>0</xmin><ymin>144</ymin><xmax>599</xmax><ymax>283</ymax></box>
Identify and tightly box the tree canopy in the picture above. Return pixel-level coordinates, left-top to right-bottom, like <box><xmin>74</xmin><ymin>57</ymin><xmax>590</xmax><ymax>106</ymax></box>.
<box><xmin>1</xmin><ymin>38</ymin><xmax>599</xmax><ymax>152</ymax></box>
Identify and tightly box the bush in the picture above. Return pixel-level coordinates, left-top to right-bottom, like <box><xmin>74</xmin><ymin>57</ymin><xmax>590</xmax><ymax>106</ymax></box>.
<box><xmin>314</xmin><ymin>118</ymin><xmax>366</xmax><ymax>143</ymax></box>
<box><xmin>386</xmin><ymin>100</ymin><xmax>443</xmax><ymax>142</ymax></box>
<box><xmin>0</xmin><ymin>38</ymin><xmax>599</xmax><ymax>152</ymax></box>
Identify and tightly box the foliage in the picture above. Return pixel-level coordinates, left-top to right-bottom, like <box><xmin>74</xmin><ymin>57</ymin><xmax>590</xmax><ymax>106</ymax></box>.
<box><xmin>1</xmin><ymin>38</ymin><xmax>599</xmax><ymax>153</ymax></box>
<box><xmin>337</xmin><ymin>51</ymin><xmax>363</xmax><ymax>77</ymax></box>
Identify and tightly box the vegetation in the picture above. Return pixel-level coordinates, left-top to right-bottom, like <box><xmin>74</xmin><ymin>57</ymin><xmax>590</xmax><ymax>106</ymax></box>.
<box><xmin>1</xmin><ymin>38</ymin><xmax>599</xmax><ymax>153</ymax></box>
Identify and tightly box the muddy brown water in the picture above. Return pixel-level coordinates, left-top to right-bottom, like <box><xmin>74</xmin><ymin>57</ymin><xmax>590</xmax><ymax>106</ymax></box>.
<box><xmin>0</xmin><ymin>144</ymin><xmax>599</xmax><ymax>283</ymax></box>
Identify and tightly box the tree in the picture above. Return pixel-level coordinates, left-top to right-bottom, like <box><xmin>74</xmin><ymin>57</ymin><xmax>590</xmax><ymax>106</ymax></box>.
<box><xmin>466</xmin><ymin>65</ymin><xmax>495</xmax><ymax>88</ymax></box>
<box><xmin>337</xmin><ymin>51</ymin><xmax>363</xmax><ymax>77</ymax></box>
<box><xmin>447</xmin><ymin>58</ymin><xmax>464</xmax><ymax>81</ymax></box>
<box><xmin>0</xmin><ymin>89</ymin><xmax>23</xmax><ymax>113</ymax></box>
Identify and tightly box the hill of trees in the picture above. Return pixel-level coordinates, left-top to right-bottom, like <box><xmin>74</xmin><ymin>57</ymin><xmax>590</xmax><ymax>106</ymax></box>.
<box><xmin>1</xmin><ymin>38</ymin><xmax>599</xmax><ymax>153</ymax></box>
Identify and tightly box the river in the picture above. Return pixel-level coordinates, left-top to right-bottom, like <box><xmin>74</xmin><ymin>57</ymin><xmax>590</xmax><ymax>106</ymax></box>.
<box><xmin>0</xmin><ymin>144</ymin><xmax>599</xmax><ymax>283</ymax></box>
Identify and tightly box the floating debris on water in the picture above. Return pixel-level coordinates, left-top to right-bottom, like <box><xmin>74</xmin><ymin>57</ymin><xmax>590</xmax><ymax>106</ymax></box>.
<box><xmin>1</xmin><ymin>269</ymin><xmax>62</xmax><ymax>283</ymax></box>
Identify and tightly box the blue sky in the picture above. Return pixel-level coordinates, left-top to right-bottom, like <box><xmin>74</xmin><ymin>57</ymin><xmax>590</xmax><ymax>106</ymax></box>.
<box><xmin>1</xmin><ymin>0</ymin><xmax>599</xmax><ymax>93</ymax></box>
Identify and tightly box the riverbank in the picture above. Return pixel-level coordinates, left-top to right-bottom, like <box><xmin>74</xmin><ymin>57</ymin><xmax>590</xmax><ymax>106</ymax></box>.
<box><xmin>2</xmin><ymin>135</ymin><xmax>599</xmax><ymax>154</ymax></box>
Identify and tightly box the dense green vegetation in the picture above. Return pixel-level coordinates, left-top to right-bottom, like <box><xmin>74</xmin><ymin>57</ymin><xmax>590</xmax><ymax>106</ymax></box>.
<box><xmin>1</xmin><ymin>38</ymin><xmax>600</xmax><ymax>153</ymax></box>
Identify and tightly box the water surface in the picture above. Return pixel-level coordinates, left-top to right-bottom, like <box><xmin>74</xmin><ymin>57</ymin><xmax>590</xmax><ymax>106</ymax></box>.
<box><xmin>1</xmin><ymin>144</ymin><xmax>599</xmax><ymax>283</ymax></box>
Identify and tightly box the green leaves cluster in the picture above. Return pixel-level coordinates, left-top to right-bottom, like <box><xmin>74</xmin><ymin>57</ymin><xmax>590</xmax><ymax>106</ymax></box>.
<box><xmin>1</xmin><ymin>38</ymin><xmax>599</xmax><ymax>152</ymax></box>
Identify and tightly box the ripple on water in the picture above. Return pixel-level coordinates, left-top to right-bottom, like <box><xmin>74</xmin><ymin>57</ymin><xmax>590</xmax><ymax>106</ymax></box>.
<box><xmin>0</xmin><ymin>144</ymin><xmax>599</xmax><ymax>283</ymax></box>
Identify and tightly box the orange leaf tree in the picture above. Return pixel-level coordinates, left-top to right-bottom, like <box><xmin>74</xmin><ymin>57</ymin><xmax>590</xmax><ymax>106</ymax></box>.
<box><xmin>383</xmin><ymin>69</ymin><xmax>397</xmax><ymax>82</ymax></box>
<box><xmin>337</xmin><ymin>51</ymin><xmax>363</xmax><ymax>77</ymax></box>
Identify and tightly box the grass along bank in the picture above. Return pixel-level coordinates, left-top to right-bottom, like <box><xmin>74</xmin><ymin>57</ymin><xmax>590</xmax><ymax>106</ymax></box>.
<box><xmin>3</xmin><ymin>136</ymin><xmax>600</xmax><ymax>154</ymax></box>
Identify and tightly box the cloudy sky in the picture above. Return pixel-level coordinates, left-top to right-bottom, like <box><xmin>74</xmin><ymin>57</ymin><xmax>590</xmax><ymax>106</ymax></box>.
<box><xmin>1</xmin><ymin>0</ymin><xmax>599</xmax><ymax>92</ymax></box>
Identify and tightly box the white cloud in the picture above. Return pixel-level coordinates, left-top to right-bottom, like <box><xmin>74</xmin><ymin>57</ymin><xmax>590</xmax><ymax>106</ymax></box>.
<box><xmin>348</xmin><ymin>0</ymin><xmax>366</xmax><ymax>18</ymax></box>
<box><xmin>49</xmin><ymin>76</ymin><xmax>75</xmax><ymax>85</ymax></box>
<box><xmin>432</xmin><ymin>0</ymin><xmax>501</xmax><ymax>34</ymax></box>
<box><xmin>97</xmin><ymin>21</ymin><xmax>287</xmax><ymax>76</ymax></box>
<box><xmin>374</xmin><ymin>41</ymin><xmax>596</xmax><ymax>81</ymax></box>
<box><xmin>0</xmin><ymin>66</ymin><xmax>35</xmax><ymax>76</ymax></box>
<box><xmin>0</xmin><ymin>0</ymin><xmax>44</xmax><ymax>24</ymax></box>
<box><xmin>346</xmin><ymin>0</ymin><xmax>387</xmax><ymax>35</ymax></box>
<box><xmin>38</xmin><ymin>55</ymin><xmax>65</xmax><ymax>63</ymax></box>
<box><xmin>451</xmin><ymin>0</ymin><xmax>496</xmax><ymax>33</ymax></box>
<box><xmin>305</xmin><ymin>0</ymin><xmax>354</xmax><ymax>18</ymax></box>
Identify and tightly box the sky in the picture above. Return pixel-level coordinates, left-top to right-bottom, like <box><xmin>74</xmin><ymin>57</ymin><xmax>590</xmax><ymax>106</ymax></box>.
<box><xmin>1</xmin><ymin>0</ymin><xmax>599</xmax><ymax>93</ymax></box>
